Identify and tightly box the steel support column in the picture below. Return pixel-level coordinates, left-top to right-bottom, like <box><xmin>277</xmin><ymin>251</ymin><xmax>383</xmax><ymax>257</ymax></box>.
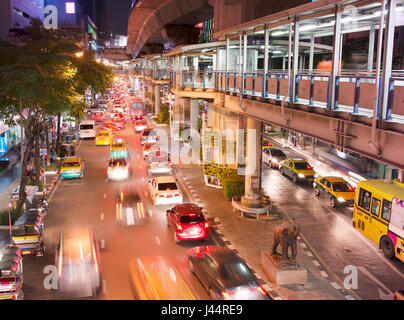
<box><xmin>263</xmin><ymin>26</ymin><xmax>269</xmax><ymax>98</ymax></box>
<box><xmin>330</xmin><ymin>5</ymin><xmax>342</xmax><ymax>110</ymax></box>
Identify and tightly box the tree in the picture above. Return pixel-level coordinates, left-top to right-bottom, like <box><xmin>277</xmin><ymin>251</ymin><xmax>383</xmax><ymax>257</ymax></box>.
<box><xmin>0</xmin><ymin>20</ymin><xmax>114</xmax><ymax>213</ymax></box>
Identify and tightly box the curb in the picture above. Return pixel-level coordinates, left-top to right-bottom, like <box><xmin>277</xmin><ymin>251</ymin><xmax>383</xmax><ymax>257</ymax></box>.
<box><xmin>174</xmin><ymin>166</ymin><xmax>283</xmax><ymax>300</ymax></box>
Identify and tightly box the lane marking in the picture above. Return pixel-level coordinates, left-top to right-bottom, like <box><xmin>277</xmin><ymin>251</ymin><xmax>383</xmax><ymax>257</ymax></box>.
<box><xmin>100</xmin><ymin>239</ymin><xmax>105</xmax><ymax>249</ymax></box>
<box><xmin>100</xmin><ymin>213</ymin><xmax>104</xmax><ymax>221</ymax></box>
<box><xmin>103</xmin><ymin>193</ymin><xmax>107</xmax><ymax>199</ymax></box>
<box><xmin>47</xmin><ymin>178</ymin><xmax>62</xmax><ymax>203</ymax></box>
<box><xmin>102</xmin><ymin>280</ymin><xmax>107</xmax><ymax>294</ymax></box>
<box><xmin>155</xmin><ymin>236</ymin><xmax>161</xmax><ymax>245</ymax></box>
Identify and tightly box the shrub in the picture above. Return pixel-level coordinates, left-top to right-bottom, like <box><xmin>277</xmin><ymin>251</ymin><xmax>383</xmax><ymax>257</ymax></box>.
<box><xmin>0</xmin><ymin>208</ymin><xmax>22</xmax><ymax>226</ymax></box>
<box><xmin>202</xmin><ymin>163</ymin><xmax>237</xmax><ymax>181</ymax></box>
<box><xmin>222</xmin><ymin>176</ymin><xmax>245</xmax><ymax>200</ymax></box>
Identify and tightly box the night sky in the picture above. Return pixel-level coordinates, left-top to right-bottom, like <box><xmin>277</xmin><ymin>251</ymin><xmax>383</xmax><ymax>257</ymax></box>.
<box><xmin>110</xmin><ymin>0</ymin><xmax>132</xmax><ymax>35</ymax></box>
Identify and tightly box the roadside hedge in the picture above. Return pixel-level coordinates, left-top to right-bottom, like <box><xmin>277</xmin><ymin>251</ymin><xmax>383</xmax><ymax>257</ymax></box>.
<box><xmin>222</xmin><ymin>176</ymin><xmax>245</xmax><ymax>200</ymax></box>
<box><xmin>0</xmin><ymin>208</ymin><xmax>21</xmax><ymax>226</ymax></box>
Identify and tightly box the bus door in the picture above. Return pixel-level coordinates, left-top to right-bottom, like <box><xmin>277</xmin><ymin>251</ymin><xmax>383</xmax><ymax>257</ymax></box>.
<box><xmin>390</xmin><ymin>198</ymin><xmax>404</xmax><ymax>261</ymax></box>
<box><xmin>357</xmin><ymin>188</ymin><xmax>387</xmax><ymax>244</ymax></box>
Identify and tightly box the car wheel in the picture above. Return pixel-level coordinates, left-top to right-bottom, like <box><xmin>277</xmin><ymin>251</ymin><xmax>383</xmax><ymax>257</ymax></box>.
<box><xmin>381</xmin><ymin>236</ymin><xmax>395</xmax><ymax>259</ymax></box>
<box><xmin>174</xmin><ymin>231</ymin><xmax>180</xmax><ymax>244</ymax></box>
<box><xmin>314</xmin><ymin>187</ymin><xmax>320</xmax><ymax>197</ymax></box>
<box><xmin>292</xmin><ymin>174</ymin><xmax>297</xmax><ymax>183</ymax></box>
<box><xmin>330</xmin><ymin>197</ymin><xmax>336</xmax><ymax>208</ymax></box>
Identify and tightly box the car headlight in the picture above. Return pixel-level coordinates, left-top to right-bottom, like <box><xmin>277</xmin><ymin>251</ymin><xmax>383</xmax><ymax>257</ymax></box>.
<box><xmin>314</xmin><ymin>173</ymin><xmax>319</xmax><ymax>178</ymax></box>
<box><xmin>298</xmin><ymin>173</ymin><xmax>305</xmax><ymax>178</ymax></box>
<box><xmin>337</xmin><ymin>197</ymin><xmax>346</xmax><ymax>202</ymax></box>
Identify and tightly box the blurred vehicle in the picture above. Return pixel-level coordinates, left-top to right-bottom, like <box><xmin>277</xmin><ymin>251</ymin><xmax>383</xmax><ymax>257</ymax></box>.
<box><xmin>129</xmin><ymin>96</ymin><xmax>144</xmax><ymax>117</ymax></box>
<box><xmin>166</xmin><ymin>204</ymin><xmax>209</xmax><ymax>243</ymax></box>
<box><xmin>262</xmin><ymin>138</ymin><xmax>273</xmax><ymax>149</ymax></box>
<box><xmin>313</xmin><ymin>176</ymin><xmax>355</xmax><ymax>207</ymax></box>
<box><xmin>140</xmin><ymin>128</ymin><xmax>159</xmax><ymax>146</ymax></box>
<box><xmin>148</xmin><ymin>176</ymin><xmax>183</xmax><ymax>205</ymax></box>
<box><xmin>78</xmin><ymin>120</ymin><xmax>96</xmax><ymax>139</ymax></box>
<box><xmin>110</xmin><ymin>138</ymin><xmax>128</xmax><ymax>158</ymax></box>
<box><xmin>93</xmin><ymin>111</ymin><xmax>105</xmax><ymax>122</ymax></box>
<box><xmin>188</xmin><ymin>246</ymin><xmax>271</xmax><ymax>300</ymax></box>
<box><xmin>112</xmin><ymin>105</ymin><xmax>124</xmax><ymax>114</ymax></box>
<box><xmin>60</xmin><ymin>156</ymin><xmax>84</xmax><ymax>179</ymax></box>
<box><xmin>95</xmin><ymin>130</ymin><xmax>114</xmax><ymax>146</ymax></box>
<box><xmin>115</xmin><ymin>192</ymin><xmax>145</xmax><ymax>225</ymax></box>
<box><xmin>262</xmin><ymin>148</ymin><xmax>287</xmax><ymax>169</ymax></box>
<box><xmin>112</xmin><ymin>113</ymin><xmax>125</xmax><ymax>129</ymax></box>
<box><xmin>102</xmin><ymin>122</ymin><xmax>121</xmax><ymax>133</ymax></box>
<box><xmin>56</xmin><ymin>225</ymin><xmax>102</xmax><ymax>298</ymax></box>
<box><xmin>11</xmin><ymin>211</ymin><xmax>45</xmax><ymax>257</ymax></box>
<box><xmin>142</xmin><ymin>142</ymin><xmax>158</xmax><ymax>160</ymax></box>
<box><xmin>394</xmin><ymin>290</ymin><xmax>404</xmax><ymax>300</ymax></box>
<box><xmin>279</xmin><ymin>158</ymin><xmax>318</xmax><ymax>184</ymax></box>
<box><xmin>107</xmin><ymin>157</ymin><xmax>130</xmax><ymax>181</ymax></box>
<box><xmin>128</xmin><ymin>256</ymin><xmax>196</xmax><ymax>300</ymax></box>
<box><xmin>0</xmin><ymin>245</ymin><xmax>24</xmax><ymax>300</ymax></box>
<box><xmin>133</xmin><ymin>119</ymin><xmax>148</xmax><ymax>133</ymax></box>
<box><xmin>132</xmin><ymin>115</ymin><xmax>145</xmax><ymax>122</ymax></box>
<box><xmin>147</xmin><ymin>151</ymin><xmax>172</xmax><ymax>175</ymax></box>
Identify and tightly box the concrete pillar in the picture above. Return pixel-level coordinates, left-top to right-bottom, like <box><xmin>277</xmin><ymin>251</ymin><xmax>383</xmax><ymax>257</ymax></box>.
<box><xmin>154</xmin><ymin>84</ymin><xmax>161</xmax><ymax>115</ymax></box>
<box><xmin>368</xmin><ymin>25</ymin><xmax>375</xmax><ymax>72</ymax></box>
<box><xmin>244</xmin><ymin>117</ymin><xmax>262</xmax><ymax>200</ymax></box>
<box><xmin>207</xmin><ymin>103</ymin><xmax>213</xmax><ymax>128</ymax></box>
<box><xmin>190</xmin><ymin>99</ymin><xmax>199</xmax><ymax>135</ymax></box>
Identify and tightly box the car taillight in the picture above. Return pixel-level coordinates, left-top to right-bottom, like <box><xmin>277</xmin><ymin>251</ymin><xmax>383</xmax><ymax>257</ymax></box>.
<box><xmin>168</xmin><ymin>162</ymin><xmax>173</xmax><ymax>166</ymax></box>
<box><xmin>306</xmin><ymin>165</ymin><xmax>313</xmax><ymax>170</ymax></box>
<box><xmin>174</xmin><ymin>193</ymin><xmax>180</xmax><ymax>197</ymax></box>
<box><xmin>221</xmin><ymin>291</ymin><xmax>233</xmax><ymax>299</ymax></box>
<box><xmin>256</xmin><ymin>286</ymin><xmax>267</xmax><ymax>296</ymax></box>
<box><xmin>204</xmin><ymin>222</ymin><xmax>209</xmax><ymax>228</ymax></box>
<box><xmin>176</xmin><ymin>224</ymin><xmax>183</xmax><ymax>231</ymax></box>
<box><xmin>348</xmin><ymin>186</ymin><xmax>355</xmax><ymax>192</ymax></box>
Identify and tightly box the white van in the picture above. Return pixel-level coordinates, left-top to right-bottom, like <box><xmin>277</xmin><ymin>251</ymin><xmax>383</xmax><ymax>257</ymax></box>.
<box><xmin>79</xmin><ymin>120</ymin><xmax>96</xmax><ymax>139</ymax></box>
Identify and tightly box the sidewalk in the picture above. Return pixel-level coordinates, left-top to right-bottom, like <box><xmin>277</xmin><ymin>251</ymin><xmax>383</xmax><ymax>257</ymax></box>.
<box><xmin>174</xmin><ymin>163</ymin><xmax>352</xmax><ymax>300</ymax></box>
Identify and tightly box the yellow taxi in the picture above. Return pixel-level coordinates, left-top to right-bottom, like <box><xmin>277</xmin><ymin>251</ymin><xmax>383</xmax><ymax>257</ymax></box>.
<box><xmin>313</xmin><ymin>176</ymin><xmax>356</xmax><ymax>207</ymax></box>
<box><xmin>95</xmin><ymin>130</ymin><xmax>114</xmax><ymax>146</ymax></box>
<box><xmin>60</xmin><ymin>156</ymin><xmax>84</xmax><ymax>179</ymax></box>
<box><xmin>262</xmin><ymin>138</ymin><xmax>273</xmax><ymax>149</ymax></box>
<box><xmin>279</xmin><ymin>158</ymin><xmax>318</xmax><ymax>184</ymax></box>
<box><xmin>128</xmin><ymin>256</ymin><xmax>196</xmax><ymax>300</ymax></box>
<box><xmin>110</xmin><ymin>137</ymin><xmax>128</xmax><ymax>158</ymax></box>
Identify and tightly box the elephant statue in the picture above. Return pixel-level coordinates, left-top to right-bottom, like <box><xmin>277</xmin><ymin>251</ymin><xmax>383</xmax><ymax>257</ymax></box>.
<box><xmin>271</xmin><ymin>219</ymin><xmax>301</xmax><ymax>265</ymax></box>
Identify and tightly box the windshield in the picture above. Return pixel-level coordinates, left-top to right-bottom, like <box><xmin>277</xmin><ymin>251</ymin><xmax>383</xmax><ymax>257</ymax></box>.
<box><xmin>112</xmin><ymin>142</ymin><xmax>125</xmax><ymax>147</ymax></box>
<box><xmin>131</xmin><ymin>102</ymin><xmax>143</xmax><ymax>109</ymax></box>
<box><xmin>332</xmin><ymin>182</ymin><xmax>352</xmax><ymax>192</ymax></box>
<box><xmin>63</xmin><ymin>161</ymin><xmax>80</xmax><ymax>167</ymax></box>
<box><xmin>80</xmin><ymin>124</ymin><xmax>94</xmax><ymax>130</ymax></box>
<box><xmin>158</xmin><ymin>182</ymin><xmax>178</xmax><ymax>191</ymax></box>
<box><xmin>97</xmin><ymin>132</ymin><xmax>108</xmax><ymax>137</ymax></box>
<box><xmin>219</xmin><ymin>261</ymin><xmax>255</xmax><ymax>283</ymax></box>
<box><xmin>294</xmin><ymin>162</ymin><xmax>311</xmax><ymax>170</ymax></box>
<box><xmin>95</xmin><ymin>112</ymin><xmax>103</xmax><ymax>116</ymax></box>
<box><xmin>180</xmin><ymin>214</ymin><xmax>204</xmax><ymax>224</ymax></box>
<box><xmin>271</xmin><ymin>149</ymin><xmax>286</xmax><ymax>157</ymax></box>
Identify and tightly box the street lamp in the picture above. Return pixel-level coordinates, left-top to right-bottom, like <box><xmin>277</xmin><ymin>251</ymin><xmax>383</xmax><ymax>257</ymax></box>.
<box><xmin>75</xmin><ymin>51</ymin><xmax>84</xmax><ymax>58</ymax></box>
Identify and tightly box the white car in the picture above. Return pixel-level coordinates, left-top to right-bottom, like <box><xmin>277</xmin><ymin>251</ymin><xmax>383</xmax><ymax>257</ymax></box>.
<box><xmin>148</xmin><ymin>176</ymin><xmax>183</xmax><ymax>205</ymax></box>
<box><xmin>107</xmin><ymin>157</ymin><xmax>130</xmax><ymax>181</ymax></box>
<box><xmin>147</xmin><ymin>151</ymin><xmax>173</xmax><ymax>175</ymax></box>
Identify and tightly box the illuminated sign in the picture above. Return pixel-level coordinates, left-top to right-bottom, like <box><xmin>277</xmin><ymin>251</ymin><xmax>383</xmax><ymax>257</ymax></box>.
<box><xmin>65</xmin><ymin>2</ymin><xmax>76</xmax><ymax>14</ymax></box>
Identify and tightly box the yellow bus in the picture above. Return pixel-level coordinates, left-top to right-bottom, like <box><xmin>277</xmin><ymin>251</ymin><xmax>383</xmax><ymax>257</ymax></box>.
<box><xmin>353</xmin><ymin>179</ymin><xmax>404</xmax><ymax>262</ymax></box>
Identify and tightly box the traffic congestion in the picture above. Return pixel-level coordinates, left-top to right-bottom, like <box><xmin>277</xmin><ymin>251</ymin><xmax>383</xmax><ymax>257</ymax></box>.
<box><xmin>2</xmin><ymin>73</ymin><xmax>404</xmax><ymax>301</ymax></box>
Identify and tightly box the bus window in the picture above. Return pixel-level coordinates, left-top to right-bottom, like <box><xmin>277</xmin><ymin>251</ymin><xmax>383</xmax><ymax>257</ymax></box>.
<box><xmin>358</xmin><ymin>188</ymin><xmax>372</xmax><ymax>211</ymax></box>
<box><xmin>370</xmin><ymin>198</ymin><xmax>381</xmax><ymax>217</ymax></box>
<box><xmin>381</xmin><ymin>200</ymin><xmax>391</xmax><ymax>222</ymax></box>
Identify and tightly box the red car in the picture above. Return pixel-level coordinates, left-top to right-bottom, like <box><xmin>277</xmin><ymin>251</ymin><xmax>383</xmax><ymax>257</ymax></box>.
<box><xmin>132</xmin><ymin>115</ymin><xmax>145</xmax><ymax>122</ymax></box>
<box><xmin>102</xmin><ymin>122</ymin><xmax>121</xmax><ymax>132</ymax></box>
<box><xmin>133</xmin><ymin>119</ymin><xmax>148</xmax><ymax>132</ymax></box>
<box><xmin>112</xmin><ymin>114</ymin><xmax>125</xmax><ymax>128</ymax></box>
<box><xmin>93</xmin><ymin>111</ymin><xmax>105</xmax><ymax>122</ymax></box>
<box><xmin>166</xmin><ymin>204</ymin><xmax>209</xmax><ymax>243</ymax></box>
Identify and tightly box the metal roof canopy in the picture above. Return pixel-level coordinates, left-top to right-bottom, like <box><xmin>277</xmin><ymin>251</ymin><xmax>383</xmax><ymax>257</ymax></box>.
<box><xmin>213</xmin><ymin>0</ymin><xmax>404</xmax><ymax>40</ymax></box>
